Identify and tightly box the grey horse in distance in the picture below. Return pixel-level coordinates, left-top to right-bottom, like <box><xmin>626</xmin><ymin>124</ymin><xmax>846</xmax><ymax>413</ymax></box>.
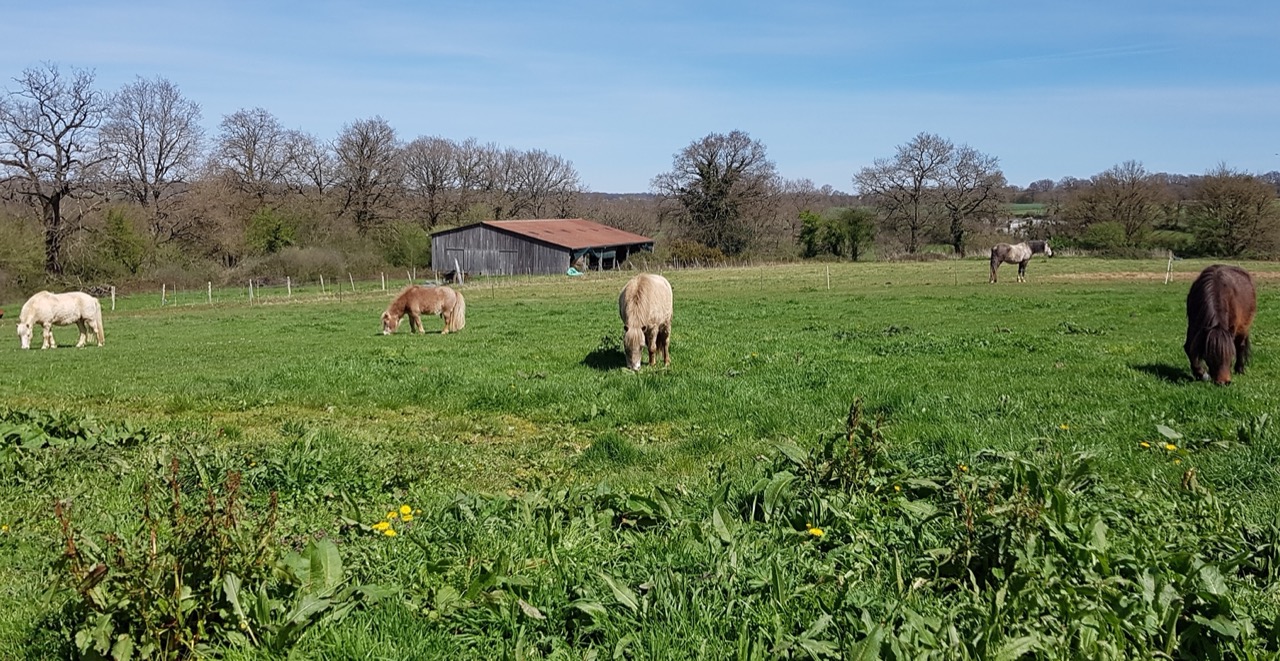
<box><xmin>990</xmin><ymin>240</ymin><xmax>1052</xmax><ymax>283</ymax></box>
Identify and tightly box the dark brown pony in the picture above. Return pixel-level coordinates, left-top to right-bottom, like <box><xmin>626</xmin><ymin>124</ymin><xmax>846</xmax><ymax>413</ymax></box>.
<box><xmin>381</xmin><ymin>285</ymin><xmax>466</xmax><ymax>335</ymax></box>
<box><xmin>1185</xmin><ymin>264</ymin><xmax>1256</xmax><ymax>385</ymax></box>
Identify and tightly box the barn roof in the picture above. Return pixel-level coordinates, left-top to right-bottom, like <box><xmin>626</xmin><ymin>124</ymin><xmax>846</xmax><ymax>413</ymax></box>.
<box><xmin>436</xmin><ymin>219</ymin><xmax>653</xmax><ymax>250</ymax></box>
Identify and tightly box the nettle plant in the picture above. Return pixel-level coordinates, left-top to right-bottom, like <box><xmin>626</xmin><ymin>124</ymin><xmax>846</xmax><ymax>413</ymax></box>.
<box><xmin>52</xmin><ymin>457</ymin><xmax>388</xmax><ymax>660</ymax></box>
<box><xmin>754</xmin><ymin>401</ymin><xmax>1280</xmax><ymax>658</ymax></box>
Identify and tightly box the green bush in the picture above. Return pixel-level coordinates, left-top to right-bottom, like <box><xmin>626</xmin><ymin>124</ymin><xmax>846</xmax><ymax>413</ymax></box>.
<box><xmin>659</xmin><ymin>239</ymin><xmax>726</xmax><ymax>266</ymax></box>
<box><xmin>380</xmin><ymin>222</ymin><xmax>431</xmax><ymax>269</ymax></box>
<box><xmin>245</xmin><ymin>208</ymin><xmax>297</xmax><ymax>256</ymax></box>
<box><xmin>51</xmin><ymin>458</ymin><xmax>388</xmax><ymax>659</ymax></box>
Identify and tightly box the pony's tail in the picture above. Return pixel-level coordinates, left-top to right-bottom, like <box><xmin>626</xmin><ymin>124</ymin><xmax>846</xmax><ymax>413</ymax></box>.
<box><xmin>92</xmin><ymin>300</ymin><xmax>105</xmax><ymax>346</ymax></box>
<box><xmin>448</xmin><ymin>291</ymin><xmax>466</xmax><ymax>332</ymax></box>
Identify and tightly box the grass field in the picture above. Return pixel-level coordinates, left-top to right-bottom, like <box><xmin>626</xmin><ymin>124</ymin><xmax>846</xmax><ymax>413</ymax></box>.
<box><xmin>2</xmin><ymin>257</ymin><xmax>1279</xmax><ymax>658</ymax></box>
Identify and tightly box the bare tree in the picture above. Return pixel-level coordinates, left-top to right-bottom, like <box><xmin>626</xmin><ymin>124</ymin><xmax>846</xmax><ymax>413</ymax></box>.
<box><xmin>402</xmin><ymin>135</ymin><xmax>457</xmax><ymax>228</ymax></box>
<box><xmin>334</xmin><ymin>116</ymin><xmax>401</xmax><ymax>235</ymax></box>
<box><xmin>0</xmin><ymin>64</ymin><xmax>109</xmax><ymax>274</ymax></box>
<box><xmin>100</xmin><ymin>76</ymin><xmax>204</xmax><ymax>243</ymax></box>
<box><xmin>651</xmin><ymin>130</ymin><xmax>778</xmax><ymax>255</ymax></box>
<box><xmin>213</xmin><ymin>107</ymin><xmax>291</xmax><ymax>205</ymax></box>
<box><xmin>938</xmin><ymin>145</ymin><xmax>1007</xmax><ymax>256</ymax></box>
<box><xmin>452</xmin><ymin>138</ymin><xmax>500</xmax><ymax>221</ymax></box>
<box><xmin>283</xmin><ymin>129</ymin><xmax>334</xmax><ymax>197</ymax></box>
<box><xmin>1065</xmin><ymin>160</ymin><xmax>1166</xmax><ymax>243</ymax></box>
<box><xmin>854</xmin><ymin>132</ymin><xmax>951</xmax><ymax>254</ymax></box>
<box><xmin>1188</xmin><ymin>164</ymin><xmax>1280</xmax><ymax>256</ymax></box>
<box><xmin>505</xmin><ymin>148</ymin><xmax>582</xmax><ymax>218</ymax></box>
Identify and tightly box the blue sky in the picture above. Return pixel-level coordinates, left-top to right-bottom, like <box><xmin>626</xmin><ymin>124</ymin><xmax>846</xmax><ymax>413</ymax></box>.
<box><xmin>3</xmin><ymin>1</ymin><xmax>1278</xmax><ymax>192</ymax></box>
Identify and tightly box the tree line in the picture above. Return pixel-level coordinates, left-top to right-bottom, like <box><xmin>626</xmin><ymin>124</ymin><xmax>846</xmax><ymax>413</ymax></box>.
<box><xmin>2</xmin><ymin>64</ymin><xmax>1277</xmax><ymax>298</ymax></box>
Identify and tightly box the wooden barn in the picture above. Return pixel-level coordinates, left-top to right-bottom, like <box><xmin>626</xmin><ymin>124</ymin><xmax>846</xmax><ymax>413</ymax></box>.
<box><xmin>430</xmin><ymin>219</ymin><xmax>655</xmax><ymax>276</ymax></box>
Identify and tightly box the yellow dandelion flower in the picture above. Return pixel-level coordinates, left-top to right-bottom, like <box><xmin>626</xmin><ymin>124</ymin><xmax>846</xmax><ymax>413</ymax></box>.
<box><xmin>808</xmin><ymin>527</ymin><xmax>824</xmax><ymax>537</ymax></box>
<box><xmin>1174</xmin><ymin>459</ymin><xmax>1182</xmax><ymax>465</ymax></box>
<box><xmin>893</xmin><ymin>485</ymin><xmax>901</xmax><ymax>492</ymax></box>
<box><xmin>1140</xmin><ymin>442</ymin><xmax>1150</xmax><ymax>448</ymax></box>
<box><xmin>372</xmin><ymin>521</ymin><xmax>391</xmax><ymax>531</ymax></box>
<box><xmin>387</xmin><ymin>510</ymin><xmax>399</xmax><ymax>520</ymax></box>
<box><xmin>0</xmin><ymin>524</ymin><xmax>8</xmax><ymax>533</ymax></box>
<box><xmin>1059</xmin><ymin>424</ymin><xmax>1070</xmax><ymax>430</ymax></box>
<box><xmin>384</xmin><ymin>528</ymin><xmax>398</xmax><ymax>537</ymax></box>
<box><xmin>401</xmin><ymin>514</ymin><xmax>414</xmax><ymax>522</ymax></box>
<box><xmin>1165</xmin><ymin>443</ymin><xmax>1176</xmax><ymax>451</ymax></box>
<box><xmin>399</xmin><ymin>505</ymin><xmax>412</xmax><ymax>516</ymax></box>
<box><xmin>959</xmin><ymin>464</ymin><xmax>969</xmax><ymax>472</ymax></box>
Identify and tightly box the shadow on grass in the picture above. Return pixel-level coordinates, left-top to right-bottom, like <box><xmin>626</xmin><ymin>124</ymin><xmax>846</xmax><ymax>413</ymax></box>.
<box><xmin>582</xmin><ymin>347</ymin><xmax>626</xmax><ymax>371</ymax></box>
<box><xmin>1132</xmin><ymin>362</ymin><xmax>1194</xmax><ymax>384</ymax></box>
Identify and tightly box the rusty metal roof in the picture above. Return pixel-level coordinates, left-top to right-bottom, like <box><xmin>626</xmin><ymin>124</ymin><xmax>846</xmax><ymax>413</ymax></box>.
<box><xmin>481</xmin><ymin>219</ymin><xmax>653</xmax><ymax>250</ymax></box>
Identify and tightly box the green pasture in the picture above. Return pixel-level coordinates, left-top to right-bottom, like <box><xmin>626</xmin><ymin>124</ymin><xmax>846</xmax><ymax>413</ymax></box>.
<box><xmin>2</xmin><ymin>257</ymin><xmax>1279</xmax><ymax>658</ymax></box>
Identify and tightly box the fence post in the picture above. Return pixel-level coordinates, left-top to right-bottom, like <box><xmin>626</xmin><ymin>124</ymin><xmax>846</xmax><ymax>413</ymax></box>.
<box><xmin>1164</xmin><ymin>251</ymin><xmax>1174</xmax><ymax>285</ymax></box>
<box><xmin>248</xmin><ymin>280</ymin><xmax>254</xmax><ymax>304</ymax></box>
<box><xmin>161</xmin><ymin>283</ymin><xmax>166</xmax><ymax>307</ymax></box>
<box><xmin>349</xmin><ymin>273</ymin><xmax>355</xmax><ymax>292</ymax></box>
<box><xmin>320</xmin><ymin>275</ymin><xmax>326</xmax><ymax>295</ymax></box>
<box><xmin>381</xmin><ymin>272</ymin><xmax>386</xmax><ymax>291</ymax></box>
<box><xmin>826</xmin><ymin>265</ymin><xmax>831</xmax><ymax>291</ymax></box>
<box><xmin>207</xmin><ymin>282</ymin><xmax>212</xmax><ymax>305</ymax></box>
<box><xmin>111</xmin><ymin>286</ymin><xmax>116</xmax><ymax>311</ymax></box>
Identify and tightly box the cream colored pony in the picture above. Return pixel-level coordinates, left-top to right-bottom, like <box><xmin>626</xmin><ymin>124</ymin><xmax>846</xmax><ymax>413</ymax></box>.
<box><xmin>17</xmin><ymin>291</ymin><xmax>105</xmax><ymax>350</ymax></box>
<box><xmin>380</xmin><ymin>285</ymin><xmax>466</xmax><ymax>335</ymax></box>
<box><xmin>618</xmin><ymin>274</ymin><xmax>673</xmax><ymax>371</ymax></box>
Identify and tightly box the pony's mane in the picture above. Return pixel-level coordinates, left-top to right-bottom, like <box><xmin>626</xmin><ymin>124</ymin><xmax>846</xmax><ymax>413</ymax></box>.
<box><xmin>1027</xmin><ymin>240</ymin><xmax>1047</xmax><ymax>252</ymax></box>
<box><xmin>1198</xmin><ymin>269</ymin><xmax>1225</xmax><ymax>330</ymax></box>
<box><xmin>384</xmin><ymin>285</ymin><xmax>420</xmax><ymax>317</ymax></box>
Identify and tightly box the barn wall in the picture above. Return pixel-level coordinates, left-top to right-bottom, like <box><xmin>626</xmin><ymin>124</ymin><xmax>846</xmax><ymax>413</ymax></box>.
<box><xmin>431</xmin><ymin>226</ymin><xmax>570</xmax><ymax>276</ymax></box>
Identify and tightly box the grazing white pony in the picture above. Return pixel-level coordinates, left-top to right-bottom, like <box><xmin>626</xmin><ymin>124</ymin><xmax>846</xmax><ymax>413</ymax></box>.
<box><xmin>16</xmin><ymin>291</ymin><xmax>105</xmax><ymax>350</ymax></box>
<box><xmin>618</xmin><ymin>274</ymin><xmax>673</xmax><ymax>371</ymax></box>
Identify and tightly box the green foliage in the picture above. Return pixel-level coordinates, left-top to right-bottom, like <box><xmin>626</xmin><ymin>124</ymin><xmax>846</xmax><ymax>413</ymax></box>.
<box><xmin>1079</xmin><ymin>221</ymin><xmax>1128</xmax><ymax>252</ymax></box>
<box><xmin>659</xmin><ymin>238</ymin><xmax>726</xmax><ymax>265</ymax></box>
<box><xmin>380</xmin><ymin>221</ymin><xmax>432</xmax><ymax>268</ymax></box>
<box><xmin>100</xmin><ymin>208</ymin><xmax>149</xmax><ymax>275</ymax></box>
<box><xmin>245</xmin><ymin>208</ymin><xmax>296</xmax><ymax>255</ymax></box>
<box><xmin>1</xmin><ymin>408</ymin><xmax>159</xmax><ymax>487</ymax></box>
<box><xmin>0</xmin><ymin>214</ymin><xmax>49</xmax><ymax>300</ymax></box>
<box><xmin>800</xmin><ymin>208</ymin><xmax>877</xmax><ymax>260</ymax></box>
<box><xmin>52</xmin><ymin>458</ymin><xmax>386</xmax><ymax>659</ymax></box>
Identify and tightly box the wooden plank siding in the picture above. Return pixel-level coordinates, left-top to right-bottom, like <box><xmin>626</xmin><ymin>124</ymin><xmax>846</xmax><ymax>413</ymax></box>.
<box><xmin>431</xmin><ymin>224</ymin><xmax>570</xmax><ymax>276</ymax></box>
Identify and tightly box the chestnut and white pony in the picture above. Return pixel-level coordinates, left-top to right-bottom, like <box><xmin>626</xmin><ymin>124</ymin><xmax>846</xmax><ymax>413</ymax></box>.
<box><xmin>990</xmin><ymin>240</ymin><xmax>1053</xmax><ymax>283</ymax></box>
<box><xmin>16</xmin><ymin>291</ymin><xmax>105</xmax><ymax>350</ymax></box>
<box><xmin>380</xmin><ymin>285</ymin><xmax>466</xmax><ymax>335</ymax></box>
<box><xmin>618</xmin><ymin>274</ymin><xmax>672</xmax><ymax>371</ymax></box>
